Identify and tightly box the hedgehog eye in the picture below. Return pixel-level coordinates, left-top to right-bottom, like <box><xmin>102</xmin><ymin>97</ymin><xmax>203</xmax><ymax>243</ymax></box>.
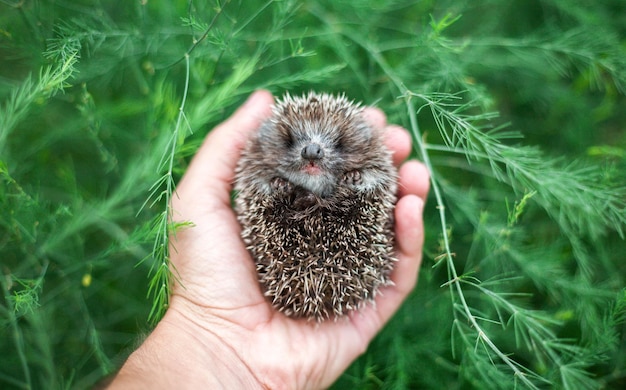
<box><xmin>284</xmin><ymin>131</ymin><xmax>294</xmax><ymax>148</ymax></box>
<box><xmin>276</xmin><ymin>123</ymin><xmax>294</xmax><ymax>148</ymax></box>
<box><xmin>335</xmin><ymin>136</ymin><xmax>345</xmax><ymax>152</ymax></box>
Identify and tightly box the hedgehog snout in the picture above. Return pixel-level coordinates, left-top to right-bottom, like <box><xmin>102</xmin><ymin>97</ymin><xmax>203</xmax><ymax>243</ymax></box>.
<box><xmin>301</xmin><ymin>143</ymin><xmax>324</xmax><ymax>160</ymax></box>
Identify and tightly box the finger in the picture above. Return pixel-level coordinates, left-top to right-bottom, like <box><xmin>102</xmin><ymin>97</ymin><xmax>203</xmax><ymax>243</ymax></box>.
<box><xmin>363</xmin><ymin>107</ymin><xmax>413</xmax><ymax>167</ymax></box>
<box><xmin>384</xmin><ymin>125</ymin><xmax>412</xmax><ymax>166</ymax></box>
<box><xmin>177</xmin><ymin>90</ymin><xmax>275</xmax><ymax>204</ymax></box>
<box><xmin>394</xmin><ymin>195</ymin><xmax>426</xmax><ymax>265</ymax></box>
<box><xmin>385</xmin><ymin>195</ymin><xmax>426</xmax><ymax>311</ymax></box>
<box><xmin>342</xmin><ymin>194</ymin><xmax>425</xmax><ymax>343</ymax></box>
<box><xmin>385</xmin><ymin>195</ymin><xmax>426</xmax><ymax>309</ymax></box>
<box><xmin>362</xmin><ymin>106</ymin><xmax>387</xmax><ymax>130</ymax></box>
<box><xmin>398</xmin><ymin>160</ymin><xmax>430</xmax><ymax>200</ymax></box>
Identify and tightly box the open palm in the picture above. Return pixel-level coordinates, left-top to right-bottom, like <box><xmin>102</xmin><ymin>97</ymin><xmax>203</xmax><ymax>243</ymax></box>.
<box><xmin>111</xmin><ymin>90</ymin><xmax>429</xmax><ymax>389</ymax></box>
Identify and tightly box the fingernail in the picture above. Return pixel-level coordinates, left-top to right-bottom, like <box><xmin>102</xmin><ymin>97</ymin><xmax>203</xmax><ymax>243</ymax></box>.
<box><xmin>242</xmin><ymin>90</ymin><xmax>268</xmax><ymax>110</ymax></box>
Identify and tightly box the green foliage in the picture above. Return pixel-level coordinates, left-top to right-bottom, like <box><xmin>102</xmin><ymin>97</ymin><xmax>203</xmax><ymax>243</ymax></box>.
<box><xmin>1</xmin><ymin>0</ymin><xmax>625</xmax><ymax>388</ymax></box>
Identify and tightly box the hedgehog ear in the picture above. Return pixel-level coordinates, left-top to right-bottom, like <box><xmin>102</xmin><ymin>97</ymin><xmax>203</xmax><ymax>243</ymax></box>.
<box><xmin>258</xmin><ymin>121</ymin><xmax>275</xmax><ymax>140</ymax></box>
<box><xmin>359</xmin><ymin>121</ymin><xmax>374</xmax><ymax>139</ymax></box>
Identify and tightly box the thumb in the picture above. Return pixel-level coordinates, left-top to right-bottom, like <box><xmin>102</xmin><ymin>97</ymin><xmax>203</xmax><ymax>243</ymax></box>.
<box><xmin>176</xmin><ymin>90</ymin><xmax>275</xmax><ymax>205</ymax></box>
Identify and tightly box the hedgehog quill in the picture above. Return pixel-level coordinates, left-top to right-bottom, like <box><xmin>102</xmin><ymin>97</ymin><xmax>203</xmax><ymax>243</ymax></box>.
<box><xmin>234</xmin><ymin>92</ymin><xmax>397</xmax><ymax>321</ymax></box>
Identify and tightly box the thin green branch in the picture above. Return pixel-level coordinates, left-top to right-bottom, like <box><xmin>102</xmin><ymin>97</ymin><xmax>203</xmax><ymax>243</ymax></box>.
<box><xmin>143</xmin><ymin>52</ymin><xmax>192</xmax><ymax>324</ymax></box>
<box><xmin>168</xmin><ymin>0</ymin><xmax>232</xmax><ymax>68</ymax></box>
<box><xmin>308</xmin><ymin>15</ymin><xmax>554</xmax><ymax>387</ymax></box>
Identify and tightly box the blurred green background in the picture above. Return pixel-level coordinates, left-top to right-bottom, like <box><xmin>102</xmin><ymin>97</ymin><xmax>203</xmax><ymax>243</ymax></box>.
<box><xmin>1</xmin><ymin>0</ymin><xmax>625</xmax><ymax>389</ymax></box>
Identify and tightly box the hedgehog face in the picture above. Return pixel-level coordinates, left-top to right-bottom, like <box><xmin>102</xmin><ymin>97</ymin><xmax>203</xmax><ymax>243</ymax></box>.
<box><xmin>258</xmin><ymin>93</ymin><xmax>375</xmax><ymax>197</ymax></box>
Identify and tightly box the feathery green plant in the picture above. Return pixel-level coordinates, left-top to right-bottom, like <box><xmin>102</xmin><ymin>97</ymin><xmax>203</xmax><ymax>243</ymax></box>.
<box><xmin>1</xmin><ymin>0</ymin><xmax>624</xmax><ymax>388</ymax></box>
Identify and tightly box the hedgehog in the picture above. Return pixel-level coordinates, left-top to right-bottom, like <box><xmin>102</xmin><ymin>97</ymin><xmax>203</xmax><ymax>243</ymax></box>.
<box><xmin>234</xmin><ymin>92</ymin><xmax>397</xmax><ymax>321</ymax></box>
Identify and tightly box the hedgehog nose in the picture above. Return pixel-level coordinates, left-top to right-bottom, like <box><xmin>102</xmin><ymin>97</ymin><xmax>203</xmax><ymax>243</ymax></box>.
<box><xmin>301</xmin><ymin>143</ymin><xmax>324</xmax><ymax>160</ymax></box>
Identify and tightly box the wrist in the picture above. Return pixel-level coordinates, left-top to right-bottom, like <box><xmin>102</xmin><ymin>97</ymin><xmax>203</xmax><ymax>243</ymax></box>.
<box><xmin>108</xmin><ymin>307</ymin><xmax>261</xmax><ymax>389</ymax></box>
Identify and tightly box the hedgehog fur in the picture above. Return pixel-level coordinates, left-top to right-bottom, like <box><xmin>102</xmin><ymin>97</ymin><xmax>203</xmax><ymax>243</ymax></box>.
<box><xmin>234</xmin><ymin>92</ymin><xmax>397</xmax><ymax>321</ymax></box>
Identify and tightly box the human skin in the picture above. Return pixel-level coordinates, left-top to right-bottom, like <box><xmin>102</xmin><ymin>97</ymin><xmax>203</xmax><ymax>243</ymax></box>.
<box><xmin>108</xmin><ymin>90</ymin><xmax>430</xmax><ymax>389</ymax></box>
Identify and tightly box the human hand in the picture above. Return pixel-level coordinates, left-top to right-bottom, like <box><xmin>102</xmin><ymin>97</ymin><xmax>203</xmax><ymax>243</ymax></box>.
<box><xmin>109</xmin><ymin>90</ymin><xmax>430</xmax><ymax>389</ymax></box>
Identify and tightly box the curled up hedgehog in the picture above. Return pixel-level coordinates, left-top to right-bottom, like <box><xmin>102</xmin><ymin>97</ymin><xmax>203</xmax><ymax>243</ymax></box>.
<box><xmin>234</xmin><ymin>92</ymin><xmax>397</xmax><ymax>322</ymax></box>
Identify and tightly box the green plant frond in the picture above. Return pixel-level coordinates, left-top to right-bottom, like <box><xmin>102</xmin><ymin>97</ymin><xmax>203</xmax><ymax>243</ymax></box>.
<box><xmin>7</xmin><ymin>266</ymin><xmax>47</xmax><ymax>317</ymax></box>
<box><xmin>0</xmin><ymin>43</ymin><xmax>79</xmax><ymax>155</ymax></box>
<box><xmin>506</xmin><ymin>190</ymin><xmax>537</xmax><ymax>227</ymax></box>
<box><xmin>2</xmin><ymin>1</ymin><xmax>625</xmax><ymax>388</ymax></box>
<box><xmin>414</xmin><ymin>91</ymin><xmax>626</xmax><ymax>248</ymax></box>
<box><xmin>560</xmin><ymin>362</ymin><xmax>600</xmax><ymax>390</ymax></box>
<box><xmin>429</xmin><ymin>13</ymin><xmax>462</xmax><ymax>38</ymax></box>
